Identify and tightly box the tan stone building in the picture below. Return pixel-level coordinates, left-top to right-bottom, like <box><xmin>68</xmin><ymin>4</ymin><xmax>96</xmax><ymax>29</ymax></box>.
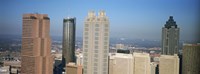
<box><xmin>66</xmin><ymin>62</ymin><xmax>82</xmax><ymax>74</ymax></box>
<box><xmin>21</xmin><ymin>14</ymin><xmax>53</xmax><ymax>74</ymax></box>
<box><xmin>116</xmin><ymin>44</ymin><xmax>125</xmax><ymax>49</ymax></box>
<box><xmin>159</xmin><ymin>54</ymin><xmax>179</xmax><ymax>74</ymax></box>
<box><xmin>150</xmin><ymin>62</ymin><xmax>157</xmax><ymax>74</ymax></box>
<box><xmin>109</xmin><ymin>53</ymin><xmax>133</xmax><ymax>74</ymax></box>
<box><xmin>133</xmin><ymin>52</ymin><xmax>151</xmax><ymax>74</ymax></box>
<box><xmin>83</xmin><ymin>11</ymin><xmax>109</xmax><ymax>74</ymax></box>
<box><xmin>182</xmin><ymin>43</ymin><xmax>200</xmax><ymax>74</ymax></box>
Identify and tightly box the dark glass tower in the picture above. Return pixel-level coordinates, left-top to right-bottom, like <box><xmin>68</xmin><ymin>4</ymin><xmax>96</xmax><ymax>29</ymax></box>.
<box><xmin>162</xmin><ymin>16</ymin><xmax>180</xmax><ymax>55</ymax></box>
<box><xmin>62</xmin><ymin>17</ymin><xmax>76</xmax><ymax>67</ymax></box>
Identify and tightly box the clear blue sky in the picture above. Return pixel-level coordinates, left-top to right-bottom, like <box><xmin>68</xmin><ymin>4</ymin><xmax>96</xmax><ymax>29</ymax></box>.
<box><xmin>0</xmin><ymin>0</ymin><xmax>199</xmax><ymax>41</ymax></box>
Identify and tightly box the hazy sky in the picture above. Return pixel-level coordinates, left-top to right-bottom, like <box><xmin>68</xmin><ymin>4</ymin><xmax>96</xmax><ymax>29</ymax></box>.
<box><xmin>0</xmin><ymin>0</ymin><xmax>199</xmax><ymax>41</ymax></box>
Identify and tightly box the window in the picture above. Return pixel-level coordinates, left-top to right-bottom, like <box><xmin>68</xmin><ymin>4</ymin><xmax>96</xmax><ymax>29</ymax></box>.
<box><xmin>105</xmin><ymin>24</ymin><xmax>108</xmax><ymax>27</ymax></box>
<box><xmin>95</xmin><ymin>24</ymin><xmax>99</xmax><ymax>27</ymax></box>
<box><xmin>94</xmin><ymin>50</ymin><xmax>98</xmax><ymax>53</ymax></box>
<box><xmin>85</xmin><ymin>41</ymin><xmax>88</xmax><ymax>44</ymax></box>
<box><xmin>103</xmin><ymin>59</ymin><xmax>107</xmax><ymax>62</ymax></box>
<box><xmin>104</xmin><ymin>46</ymin><xmax>107</xmax><ymax>49</ymax></box>
<box><xmin>95</xmin><ymin>37</ymin><xmax>99</xmax><ymax>40</ymax></box>
<box><xmin>95</xmin><ymin>41</ymin><xmax>98</xmax><ymax>44</ymax></box>
<box><xmin>104</xmin><ymin>42</ymin><xmax>107</xmax><ymax>45</ymax></box>
<box><xmin>84</xmin><ymin>49</ymin><xmax>88</xmax><ymax>52</ymax></box>
<box><xmin>104</xmin><ymin>50</ymin><xmax>107</xmax><ymax>53</ymax></box>
<box><xmin>104</xmin><ymin>37</ymin><xmax>108</xmax><ymax>40</ymax></box>
<box><xmin>84</xmin><ymin>53</ymin><xmax>88</xmax><ymax>57</ymax></box>
<box><xmin>103</xmin><ymin>66</ymin><xmax>107</xmax><ymax>70</ymax></box>
<box><xmin>94</xmin><ymin>54</ymin><xmax>98</xmax><ymax>57</ymax></box>
<box><xmin>85</xmin><ymin>28</ymin><xmax>89</xmax><ymax>31</ymax></box>
<box><xmin>94</xmin><ymin>58</ymin><xmax>98</xmax><ymax>62</ymax></box>
<box><xmin>104</xmin><ymin>33</ymin><xmax>108</xmax><ymax>36</ymax></box>
<box><xmin>104</xmin><ymin>19</ymin><xmax>107</xmax><ymax>21</ymax></box>
<box><xmin>85</xmin><ymin>37</ymin><xmax>88</xmax><ymax>40</ymax></box>
<box><xmin>97</xmin><ymin>18</ymin><xmax>100</xmax><ymax>21</ymax></box>
<box><xmin>85</xmin><ymin>32</ymin><xmax>88</xmax><ymax>35</ymax></box>
<box><xmin>105</xmin><ymin>28</ymin><xmax>108</xmax><ymax>32</ymax></box>
<box><xmin>95</xmin><ymin>46</ymin><xmax>98</xmax><ymax>49</ymax></box>
<box><xmin>85</xmin><ymin>45</ymin><xmax>88</xmax><ymax>48</ymax></box>
<box><xmin>85</xmin><ymin>24</ymin><xmax>89</xmax><ymax>27</ymax></box>
<box><xmin>93</xmin><ymin>71</ymin><xmax>97</xmax><ymax>74</ymax></box>
<box><xmin>95</xmin><ymin>28</ymin><xmax>99</xmax><ymax>31</ymax></box>
<box><xmin>83</xmin><ymin>61</ymin><xmax>87</xmax><ymax>65</ymax></box>
<box><xmin>103</xmin><ymin>54</ymin><xmax>107</xmax><ymax>58</ymax></box>
<box><xmin>103</xmin><ymin>72</ymin><xmax>107</xmax><ymax>74</ymax></box>
<box><xmin>95</xmin><ymin>33</ymin><xmax>99</xmax><ymax>36</ymax></box>
<box><xmin>94</xmin><ymin>63</ymin><xmax>98</xmax><ymax>66</ymax></box>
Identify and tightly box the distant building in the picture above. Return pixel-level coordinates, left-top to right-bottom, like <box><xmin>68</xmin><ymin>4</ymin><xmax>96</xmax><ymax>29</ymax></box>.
<box><xmin>53</xmin><ymin>53</ymin><xmax>62</xmax><ymax>74</ymax></box>
<box><xmin>133</xmin><ymin>52</ymin><xmax>151</xmax><ymax>74</ymax></box>
<box><xmin>0</xmin><ymin>66</ymin><xmax>10</xmax><ymax>74</ymax></box>
<box><xmin>76</xmin><ymin>53</ymin><xmax>83</xmax><ymax>66</ymax></box>
<box><xmin>150</xmin><ymin>62</ymin><xmax>157</xmax><ymax>74</ymax></box>
<box><xmin>83</xmin><ymin>10</ymin><xmax>109</xmax><ymax>74</ymax></box>
<box><xmin>66</xmin><ymin>62</ymin><xmax>82</xmax><ymax>74</ymax></box>
<box><xmin>159</xmin><ymin>54</ymin><xmax>179</xmax><ymax>74</ymax></box>
<box><xmin>162</xmin><ymin>16</ymin><xmax>180</xmax><ymax>55</ymax></box>
<box><xmin>109</xmin><ymin>53</ymin><xmax>133</xmax><ymax>74</ymax></box>
<box><xmin>62</xmin><ymin>17</ymin><xmax>76</xmax><ymax>66</ymax></box>
<box><xmin>21</xmin><ymin>14</ymin><xmax>53</xmax><ymax>74</ymax></box>
<box><xmin>116</xmin><ymin>44</ymin><xmax>125</xmax><ymax>49</ymax></box>
<box><xmin>182</xmin><ymin>43</ymin><xmax>200</xmax><ymax>74</ymax></box>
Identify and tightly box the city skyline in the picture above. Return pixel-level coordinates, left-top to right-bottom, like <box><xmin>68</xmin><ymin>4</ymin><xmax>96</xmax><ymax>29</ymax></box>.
<box><xmin>1</xmin><ymin>0</ymin><xmax>200</xmax><ymax>41</ymax></box>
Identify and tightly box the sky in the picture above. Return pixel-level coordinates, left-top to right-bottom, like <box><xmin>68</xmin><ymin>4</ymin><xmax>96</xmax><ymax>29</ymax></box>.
<box><xmin>0</xmin><ymin>0</ymin><xmax>199</xmax><ymax>41</ymax></box>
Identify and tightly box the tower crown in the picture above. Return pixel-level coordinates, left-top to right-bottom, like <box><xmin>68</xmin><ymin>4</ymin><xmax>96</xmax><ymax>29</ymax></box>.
<box><xmin>98</xmin><ymin>10</ymin><xmax>106</xmax><ymax>17</ymax></box>
<box><xmin>88</xmin><ymin>11</ymin><xmax>95</xmax><ymax>17</ymax></box>
<box><xmin>164</xmin><ymin>16</ymin><xmax>177</xmax><ymax>29</ymax></box>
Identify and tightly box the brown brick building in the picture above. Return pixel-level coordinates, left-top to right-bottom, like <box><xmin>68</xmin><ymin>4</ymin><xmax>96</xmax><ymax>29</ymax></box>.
<box><xmin>21</xmin><ymin>14</ymin><xmax>53</xmax><ymax>74</ymax></box>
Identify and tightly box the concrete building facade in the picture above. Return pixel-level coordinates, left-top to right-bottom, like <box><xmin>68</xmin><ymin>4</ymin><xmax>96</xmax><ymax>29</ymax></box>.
<box><xmin>21</xmin><ymin>14</ymin><xmax>53</xmax><ymax>74</ymax></box>
<box><xmin>109</xmin><ymin>53</ymin><xmax>133</xmax><ymax>74</ymax></box>
<box><xmin>182</xmin><ymin>43</ymin><xmax>200</xmax><ymax>74</ymax></box>
<box><xmin>133</xmin><ymin>53</ymin><xmax>151</xmax><ymax>74</ymax></box>
<box><xmin>83</xmin><ymin>11</ymin><xmax>109</xmax><ymax>74</ymax></box>
<box><xmin>159</xmin><ymin>54</ymin><xmax>179</xmax><ymax>74</ymax></box>
<box><xmin>66</xmin><ymin>62</ymin><xmax>82</xmax><ymax>74</ymax></box>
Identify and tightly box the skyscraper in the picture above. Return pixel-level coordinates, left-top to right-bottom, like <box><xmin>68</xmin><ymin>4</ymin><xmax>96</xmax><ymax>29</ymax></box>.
<box><xmin>182</xmin><ymin>43</ymin><xmax>200</xmax><ymax>74</ymax></box>
<box><xmin>133</xmin><ymin>52</ymin><xmax>151</xmax><ymax>74</ymax></box>
<box><xmin>66</xmin><ymin>62</ymin><xmax>82</xmax><ymax>74</ymax></box>
<box><xmin>159</xmin><ymin>54</ymin><xmax>179</xmax><ymax>74</ymax></box>
<box><xmin>162</xmin><ymin>16</ymin><xmax>180</xmax><ymax>55</ymax></box>
<box><xmin>21</xmin><ymin>14</ymin><xmax>53</xmax><ymax>74</ymax></box>
<box><xmin>109</xmin><ymin>53</ymin><xmax>133</xmax><ymax>74</ymax></box>
<box><xmin>83</xmin><ymin>11</ymin><xmax>109</xmax><ymax>74</ymax></box>
<box><xmin>62</xmin><ymin>17</ymin><xmax>76</xmax><ymax>66</ymax></box>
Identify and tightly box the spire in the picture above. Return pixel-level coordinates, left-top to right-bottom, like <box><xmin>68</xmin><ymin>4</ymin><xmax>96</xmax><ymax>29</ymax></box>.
<box><xmin>164</xmin><ymin>16</ymin><xmax>177</xmax><ymax>29</ymax></box>
<box><xmin>88</xmin><ymin>11</ymin><xmax>95</xmax><ymax>17</ymax></box>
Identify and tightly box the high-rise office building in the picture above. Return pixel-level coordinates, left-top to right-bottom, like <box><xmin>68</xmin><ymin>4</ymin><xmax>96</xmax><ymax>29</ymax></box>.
<box><xmin>182</xmin><ymin>43</ymin><xmax>200</xmax><ymax>74</ymax></box>
<box><xmin>83</xmin><ymin>11</ymin><xmax>109</xmax><ymax>74</ymax></box>
<box><xmin>62</xmin><ymin>17</ymin><xmax>76</xmax><ymax>66</ymax></box>
<box><xmin>150</xmin><ymin>62</ymin><xmax>157</xmax><ymax>74</ymax></box>
<box><xmin>76</xmin><ymin>53</ymin><xmax>83</xmax><ymax>66</ymax></box>
<box><xmin>66</xmin><ymin>62</ymin><xmax>82</xmax><ymax>74</ymax></box>
<box><xmin>162</xmin><ymin>16</ymin><xmax>180</xmax><ymax>55</ymax></box>
<box><xmin>109</xmin><ymin>53</ymin><xmax>133</xmax><ymax>74</ymax></box>
<box><xmin>133</xmin><ymin>52</ymin><xmax>151</xmax><ymax>74</ymax></box>
<box><xmin>159</xmin><ymin>54</ymin><xmax>179</xmax><ymax>74</ymax></box>
<box><xmin>21</xmin><ymin>14</ymin><xmax>53</xmax><ymax>74</ymax></box>
<box><xmin>115</xmin><ymin>44</ymin><xmax>125</xmax><ymax>50</ymax></box>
